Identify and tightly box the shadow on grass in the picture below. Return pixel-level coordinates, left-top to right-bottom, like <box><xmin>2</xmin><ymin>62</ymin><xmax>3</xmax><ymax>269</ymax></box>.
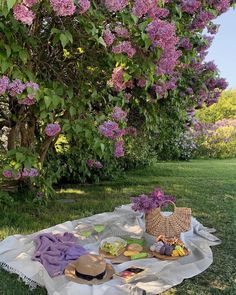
<box><xmin>0</xmin><ymin>159</ymin><xmax>236</xmax><ymax>295</ymax></box>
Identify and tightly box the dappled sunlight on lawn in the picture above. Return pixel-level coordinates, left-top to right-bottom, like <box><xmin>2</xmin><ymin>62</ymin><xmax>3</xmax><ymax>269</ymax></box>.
<box><xmin>57</xmin><ymin>189</ymin><xmax>87</xmax><ymax>196</ymax></box>
<box><xmin>208</xmin><ymin>279</ymin><xmax>228</xmax><ymax>291</ymax></box>
<box><xmin>1</xmin><ymin>159</ymin><xmax>235</xmax><ymax>295</ymax></box>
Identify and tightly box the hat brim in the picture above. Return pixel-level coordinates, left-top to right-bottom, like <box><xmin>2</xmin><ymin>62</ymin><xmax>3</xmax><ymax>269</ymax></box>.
<box><xmin>64</xmin><ymin>262</ymin><xmax>114</xmax><ymax>285</ymax></box>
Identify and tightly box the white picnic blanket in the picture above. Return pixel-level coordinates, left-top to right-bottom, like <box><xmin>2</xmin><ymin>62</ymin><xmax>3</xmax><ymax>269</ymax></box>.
<box><xmin>0</xmin><ymin>205</ymin><xmax>221</xmax><ymax>295</ymax></box>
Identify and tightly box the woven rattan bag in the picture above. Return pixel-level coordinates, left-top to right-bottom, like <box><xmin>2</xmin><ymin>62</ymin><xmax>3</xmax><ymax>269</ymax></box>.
<box><xmin>145</xmin><ymin>201</ymin><xmax>191</xmax><ymax>238</ymax></box>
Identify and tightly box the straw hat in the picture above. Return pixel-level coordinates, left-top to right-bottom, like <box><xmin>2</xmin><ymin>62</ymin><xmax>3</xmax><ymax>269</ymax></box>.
<box><xmin>64</xmin><ymin>254</ymin><xmax>114</xmax><ymax>285</ymax></box>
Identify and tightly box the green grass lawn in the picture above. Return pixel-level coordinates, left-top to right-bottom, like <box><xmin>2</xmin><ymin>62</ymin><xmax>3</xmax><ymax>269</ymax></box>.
<box><xmin>0</xmin><ymin>159</ymin><xmax>236</xmax><ymax>295</ymax></box>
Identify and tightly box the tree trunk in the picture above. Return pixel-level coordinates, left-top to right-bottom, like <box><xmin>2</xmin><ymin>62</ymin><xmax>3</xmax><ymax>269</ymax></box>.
<box><xmin>7</xmin><ymin>125</ymin><xmax>17</xmax><ymax>150</ymax></box>
<box><xmin>39</xmin><ymin>133</ymin><xmax>60</xmax><ymax>166</ymax></box>
<box><xmin>20</xmin><ymin>117</ymin><xmax>36</xmax><ymax>148</ymax></box>
<box><xmin>39</xmin><ymin>137</ymin><xmax>54</xmax><ymax>166</ymax></box>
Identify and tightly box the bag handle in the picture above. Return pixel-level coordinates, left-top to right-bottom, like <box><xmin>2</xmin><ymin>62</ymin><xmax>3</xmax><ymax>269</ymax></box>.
<box><xmin>158</xmin><ymin>200</ymin><xmax>176</xmax><ymax>212</ymax></box>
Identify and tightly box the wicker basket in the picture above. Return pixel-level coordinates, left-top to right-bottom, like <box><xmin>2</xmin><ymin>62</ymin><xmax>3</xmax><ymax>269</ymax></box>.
<box><xmin>145</xmin><ymin>201</ymin><xmax>191</xmax><ymax>238</ymax></box>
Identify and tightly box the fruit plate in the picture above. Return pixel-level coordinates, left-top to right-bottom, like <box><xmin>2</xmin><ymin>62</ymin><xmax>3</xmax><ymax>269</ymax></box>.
<box><xmin>99</xmin><ymin>247</ymin><xmax>127</xmax><ymax>259</ymax></box>
<box><xmin>99</xmin><ymin>247</ymin><xmax>152</xmax><ymax>264</ymax></box>
<box><xmin>151</xmin><ymin>249</ymin><xmax>190</xmax><ymax>260</ymax></box>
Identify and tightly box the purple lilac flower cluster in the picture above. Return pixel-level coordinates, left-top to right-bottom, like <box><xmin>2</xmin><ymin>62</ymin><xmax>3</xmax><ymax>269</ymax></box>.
<box><xmin>103</xmin><ymin>26</ymin><xmax>135</xmax><ymax>59</ymax></box>
<box><xmin>18</xmin><ymin>94</ymin><xmax>36</xmax><ymax>105</ymax></box>
<box><xmin>13</xmin><ymin>3</ymin><xmax>36</xmax><ymax>25</ymax></box>
<box><xmin>137</xmin><ymin>77</ymin><xmax>146</xmax><ymax>88</ymax></box>
<box><xmin>3</xmin><ymin>168</ymin><xmax>39</xmax><ymax>179</ymax></box>
<box><xmin>147</xmin><ymin>19</ymin><xmax>180</xmax><ymax>76</ymax></box>
<box><xmin>13</xmin><ymin>0</ymin><xmax>90</xmax><ymax>25</ymax></box>
<box><xmin>98</xmin><ymin>121</ymin><xmax>126</xmax><ymax>158</ymax></box>
<box><xmin>131</xmin><ymin>187</ymin><xmax>176</xmax><ymax>213</ymax></box>
<box><xmin>147</xmin><ymin>19</ymin><xmax>177</xmax><ymax>50</ymax></box>
<box><xmin>0</xmin><ymin>76</ymin><xmax>9</xmax><ymax>96</ymax></box>
<box><xmin>195</xmin><ymin>76</ymin><xmax>228</xmax><ymax>107</ymax></box>
<box><xmin>191</xmin><ymin>11</ymin><xmax>215</xmax><ymax>30</ymax></box>
<box><xmin>98</xmin><ymin>121</ymin><xmax>120</xmax><ymax>139</ymax></box>
<box><xmin>114</xmin><ymin>140</ymin><xmax>124</xmax><ymax>158</ymax></box>
<box><xmin>157</xmin><ymin>48</ymin><xmax>181</xmax><ymax>76</ymax></box>
<box><xmin>197</xmin><ymin>35</ymin><xmax>214</xmax><ymax>59</ymax></box>
<box><xmin>178</xmin><ymin>37</ymin><xmax>193</xmax><ymax>51</ymax></box>
<box><xmin>204</xmin><ymin>61</ymin><xmax>218</xmax><ymax>72</ymax></box>
<box><xmin>50</xmin><ymin>0</ymin><xmax>76</xmax><ymax>16</ymax></box>
<box><xmin>113</xmin><ymin>26</ymin><xmax>130</xmax><ymax>38</ymax></box>
<box><xmin>87</xmin><ymin>159</ymin><xmax>103</xmax><ymax>169</ymax></box>
<box><xmin>132</xmin><ymin>0</ymin><xmax>169</xmax><ymax>19</ymax></box>
<box><xmin>45</xmin><ymin>123</ymin><xmax>61</xmax><ymax>137</ymax></box>
<box><xmin>207</xmin><ymin>23</ymin><xmax>220</xmax><ymax>35</ymax></box>
<box><xmin>132</xmin><ymin>0</ymin><xmax>153</xmax><ymax>17</ymax></box>
<box><xmin>23</xmin><ymin>0</ymin><xmax>38</xmax><ymax>7</ymax></box>
<box><xmin>152</xmin><ymin>76</ymin><xmax>178</xmax><ymax>99</ymax></box>
<box><xmin>112</xmin><ymin>41</ymin><xmax>136</xmax><ymax>58</ymax></box>
<box><xmin>107</xmin><ymin>67</ymin><xmax>125</xmax><ymax>92</ymax></box>
<box><xmin>98</xmin><ymin>105</ymin><xmax>135</xmax><ymax>158</ymax></box>
<box><xmin>0</xmin><ymin>76</ymin><xmax>39</xmax><ymax>106</ymax></box>
<box><xmin>104</xmin><ymin>0</ymin><xmax>128</xmax><ymax>12</ymax></box>
<box><xmin>181</xmin><ymin>0</ymin><xmax>201</xmax><ymax>14</ymax></box>
<box><xmin>8</xmin><ymin>79</ymin><xmax>26</xmax><ymax>96</ymax></box>
<box><xmin>78</xmin><ymin>0</ymin><xmax>90</xmax><ymax>14</ymax></box>
<box><xmin>124</xmin><ymin>93</ymin><xmax>132</xmax><ymax>102</ymax></box>
<box><xmin>99</xmin><ymin>121</ymin><xmax>126</xmax><ymax>139</ymax></box>
<box><xmin>111</xmin><ymin>107</ymin><xmax>127</xmax><ymax>121</ymax></box>
<box><xmin>125</xmin><ymin>126</ymin><xmax>137</xmax><ymax>137</ymax></box>
<box><xmin>148</xmin><ymin>7</ymin><xmax>169</xmax><ymax>19</ymax></box>
<box><xmin>207</xmin><ymin>0</ymin><xmax>230</xmax><ymax>14</ymax></box>
<box><xmin>103</xmin><ymin>29</ymin><xmax>115</xmax><ymax>47</ymax></box>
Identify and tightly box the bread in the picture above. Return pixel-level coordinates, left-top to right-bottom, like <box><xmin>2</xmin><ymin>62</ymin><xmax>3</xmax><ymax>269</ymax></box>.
<box><xmin>127</xmin><ymin>243</ymin><xmax>143</xmax><ymax>252</ymax></box>
<box><xmin>123</xmin><ymin>250</ymin><xmax>140</xmax><ymax>257</ymax></box>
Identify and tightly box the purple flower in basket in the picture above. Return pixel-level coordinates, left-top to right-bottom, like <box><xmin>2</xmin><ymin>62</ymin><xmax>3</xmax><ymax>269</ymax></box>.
<box><xmin>131</xmin><ymin>187</ymin><xmax>176</xmax><ymax>213</ymax></box>
<box><xmin>131</xmin><ymin>194</ymin><xmax>153</xmax><ymax>213</ymax></box>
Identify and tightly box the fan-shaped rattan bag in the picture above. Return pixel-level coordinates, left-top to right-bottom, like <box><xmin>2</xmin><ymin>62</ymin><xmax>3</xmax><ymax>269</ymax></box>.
<box><xmin>145</xmin><ymin>201</ymin><xmax>191</xmax><ymax>238</ymax></box>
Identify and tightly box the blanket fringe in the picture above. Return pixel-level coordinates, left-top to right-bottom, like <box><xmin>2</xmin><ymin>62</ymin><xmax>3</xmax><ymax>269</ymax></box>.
<box><xmin>0</xmin><ymin>261</ymin><xmax>39</xmax><ymax>290</ymax></box>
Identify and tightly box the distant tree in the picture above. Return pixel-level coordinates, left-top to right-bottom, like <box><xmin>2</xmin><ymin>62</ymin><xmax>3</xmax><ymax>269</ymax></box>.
<box><xmin>196</xmin><ymin>90</ymin><xmax>236</xmax><ymax>123</ymax></box>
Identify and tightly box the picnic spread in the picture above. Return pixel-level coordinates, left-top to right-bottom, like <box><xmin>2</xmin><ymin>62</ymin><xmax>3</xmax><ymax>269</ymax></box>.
<box><xmin>0</xmin><ymin>199</ymin><xmax>221</xmax><ymax>295</ymax></box>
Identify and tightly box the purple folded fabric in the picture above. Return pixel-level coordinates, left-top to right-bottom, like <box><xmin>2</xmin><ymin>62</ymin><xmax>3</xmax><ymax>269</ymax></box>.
<box><xmin>32</xmin><ymin>232</ymin><xmax>87</xmax><ymax>277</ymax></box>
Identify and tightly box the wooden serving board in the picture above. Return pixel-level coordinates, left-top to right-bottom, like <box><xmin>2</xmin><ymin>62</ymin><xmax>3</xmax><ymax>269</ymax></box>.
<box><xmin>99</xmin><ymin>247</ymin><xmax>152</xmax><ymax>264</ymax></box>
<box><xmin>151</xmin><ymin>249</ymin><xmax>190</xmax><ymax>260</ymax></box>
<box><xmin>99</xmin><ymin>247</ymin><xmax>126</xmax><ymax>259</ymax></box>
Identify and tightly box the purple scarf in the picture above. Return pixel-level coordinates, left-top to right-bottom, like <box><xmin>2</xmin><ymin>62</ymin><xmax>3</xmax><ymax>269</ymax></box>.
<box><xmin>32</xmin><ymin>232</ymin><xmax>87</xmax><ymax>277</ymax></box>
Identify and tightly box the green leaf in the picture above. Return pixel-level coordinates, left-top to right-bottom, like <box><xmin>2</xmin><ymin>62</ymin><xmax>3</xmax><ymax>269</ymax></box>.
<box><xmin>60</xmin><ymin>33</ymin><xmax>69</xmax><ymax>48</ymax></box>
<box><xmin>65</xmin><ymin>31</ymin><xmax>73</xmax><ymax>43</ymax></box>
<box><xmin>100</xmin><ymin>143</ymin><xmax>105</xmax><ymax>153</ymax></box>
<box><xmin>16</xmin><ymin>152</ymin><xmax>25</xmax><ymax>162</ymax></box>
<box><xmin>7</xmin><ymin>0</ymin><xmax>17</xmax><ymax>11</ymax></box>
<box><xmin>19</xmin><ymin>50</ymin><xmax>28</xmax><ymax>64</ymax></box>
<box><xmin>123</xmin><ymin>73</ymin><xmax>132</xmax><ymax>83</ymax></box>
<box><xmin>98</xmin><ymin>37</ymin><xmax>106</xmax><ymax>47</ymax></box>
<box><xmin>44</xmin><ymin>96</ymin><xmax>51</xmax><ymax>108</ymax></box>
<box><xmin>67</xmin><ymin>88</ymin><xmax>74</xmax><ymax>99</ymax></box>
<box><xmin>131</xmin><ymin>14</ymin><xmax>138</xmax><ymax>24</ymax></box>
<box><xmin>51</xmin><ymin>28</ymin><xmax>60</xmax><ymax>34</ymax></box>
<box><xmin>91</xmin><ymin>23</ymin><xmax>98</xmax><ymax>36</ymax></box>
<box><xmin>73</xmin><ymin>124</ymin><xmax>82</xmax><ymax>133</ymax></box>
<box><xmin>40</xmin><ymin>111</ymin><xmax>48</xmax><ymax>120</ymax></box>
<box><xmin>69</xmin><ymin>106</ymin><xmax>76</xmax><ymax>117</ymax></box>
<box><xmin>4</xmin><ymin>45</ymin><xmax>11</xmax><ymax>57</ymax></box>
<box><xmin>1</xmin><ymin>60</ymin><xmax>10</xmax><ymax>73</ymax></box>
<box><xmin>51</xmin><ymin>95</ymin><xmax>62</xmax><ymax>108</ymax></box>
<box><xmin>80</xmin><ymin>231</ymin><xmax>92</xmax><ymax>238</ymax></box>
<box><xmin>93</xmin><ymin>224</ymin><xmax>105</xmax><ymax>233</ymax></box>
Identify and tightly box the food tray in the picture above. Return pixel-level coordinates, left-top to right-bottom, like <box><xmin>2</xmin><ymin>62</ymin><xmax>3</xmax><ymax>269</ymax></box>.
<box><xmin>151</xmin><ymin>248</ymin><xmax>190</xmax><ymax>260</ymax></box>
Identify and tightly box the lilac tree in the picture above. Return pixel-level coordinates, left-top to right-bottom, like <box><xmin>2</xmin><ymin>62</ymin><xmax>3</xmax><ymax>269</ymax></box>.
<box><xmin>0</xmin><ymin>0</ymin><xmax>231</xmax><ymax>196</ymax></box>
